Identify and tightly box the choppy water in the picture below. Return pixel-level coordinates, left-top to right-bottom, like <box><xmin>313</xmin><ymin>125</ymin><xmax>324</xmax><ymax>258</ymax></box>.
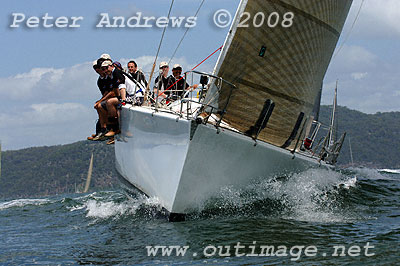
<box><xmin>1</xmin><ymin>168</ymin><xmax>399</xmax><ymax>265</ymax></box>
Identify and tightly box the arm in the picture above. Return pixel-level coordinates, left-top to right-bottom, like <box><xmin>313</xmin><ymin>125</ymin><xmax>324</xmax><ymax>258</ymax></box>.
<box><xmin>111</xmin><ymin>70</ymin><xmax>126</xmax><ymax>99</ymax></box>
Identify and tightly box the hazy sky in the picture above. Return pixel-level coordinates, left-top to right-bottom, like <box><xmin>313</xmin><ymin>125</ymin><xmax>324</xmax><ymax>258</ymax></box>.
<box><xmin>0</xmin><ymin>0</ymin><xmax>399</xmax><ymax>150</ymax></box>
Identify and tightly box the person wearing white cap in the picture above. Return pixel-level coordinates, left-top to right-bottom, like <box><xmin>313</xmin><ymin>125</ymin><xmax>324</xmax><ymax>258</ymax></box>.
<box><xmin>100</xmin><ymin>53</ymin><xmax>112</xmax><ymax>60</ymax></box>
<box><xmin>92</xmin><ymin>60</ymin><xmax>126</xmax><ymax>141</ymax></box>
<box><xmin>92</xmin><ymin>60</ymin><xmax>115</xmax><ymax>131</ymax></box>
<box><xmin>153</xmin><ymin>62</ymin><xmax>170</xmax><ymax>101</ymax></box>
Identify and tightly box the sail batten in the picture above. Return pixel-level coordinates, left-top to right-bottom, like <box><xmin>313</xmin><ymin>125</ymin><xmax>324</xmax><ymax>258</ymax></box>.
<box><xmin>210</xmin><ymin>0</ymin><xmax>352</xmax><ymax>148</ymax></box>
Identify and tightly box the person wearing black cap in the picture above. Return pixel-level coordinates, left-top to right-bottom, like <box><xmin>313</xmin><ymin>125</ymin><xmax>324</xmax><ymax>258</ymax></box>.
<box><xmin>166</xmin><ymin>64</ymin><xmax>192</xmax><ymax>101</ymax></box>
<box><xmin>112</xmin><ymin>61</ymin><xmax>123</xmax><ymax>70</ymax></box>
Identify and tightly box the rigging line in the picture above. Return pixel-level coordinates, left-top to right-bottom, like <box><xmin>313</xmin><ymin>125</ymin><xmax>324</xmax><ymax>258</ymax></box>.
<box><xmin>333</xmin><ymin>0</ymin><xmax>365</xmax><ymax>59</ymax></box>
<box><xmin>168</xmin><ymin>0</ymin><xmax>206</xmax><ymax>65</ymax></box>
<box><xmin>145</xmin><ymin>0</ymin><xmax>175</xmax><ymax>100</ymax></box>
<box><xmin>159</xmin><ymin>44</ymin><xmax>223</xmax><ymax>97</ymax></box>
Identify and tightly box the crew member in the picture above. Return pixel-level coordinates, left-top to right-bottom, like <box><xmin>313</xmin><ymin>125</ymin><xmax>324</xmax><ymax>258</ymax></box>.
<box><xmin>127</xmin><ymin>60</ymin><xmax>148</xmax><ymax>88</ymax></box>
<box><xmin>167</xmin><ymin>64</ymin><xmax>191</xmax><ymax>100</ymax></box>
<box><xmin>153</xmin><ymin>62</ymin><xmax>170</xmax><ymax>101</ymax></box>
<box><xmin>100</xmin><ymin>60</ymin><xmax>125</xmax><ymax>138</ymax></box>
<box><xmin>91</xmin><ymin>59</ymin><xmax>115</xmax><ymax>141</ymax></box>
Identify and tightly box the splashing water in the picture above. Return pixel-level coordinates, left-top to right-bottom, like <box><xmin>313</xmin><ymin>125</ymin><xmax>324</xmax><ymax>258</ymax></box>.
<box><xmin>193</xmin><ymin>168</ymin><xmax>360</xmax><ymax>223</ymax></box>
<box><xmin>0</xmin><ymin>168</ymin><xmax>398</xmax><ymax>266</ymax></box>
<box><xmin>85</xmin><ymin>196</ymin><xmax>162</xmax><ymax>219</ymax></box>
<box><xmin>63</xmin><ymin>191</ymin><xmax>165</xmax><ymax>222</ymax></box>
<box><xmin>0</xmin><ymin>198</ymin><xmax>51</xmax><ymax>211</ymax></box>
<box><xmin>349</xmin><ymin>167</ymin><xmax>400</xmax><ymax>180</ymax></box>
<box><xmin>0</xmin><ymin>168</ymin><xmax>367</xmax><ymax>224</ymax></box>
<box><xmin>266</xmin><ymin>168</ymin><xmax>359</xmax><ymax>222</ymax></box>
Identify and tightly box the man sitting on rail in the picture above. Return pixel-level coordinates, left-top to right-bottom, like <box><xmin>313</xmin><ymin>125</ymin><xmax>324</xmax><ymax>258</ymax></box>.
<box><xmin>99</xmin><ymin>60</ymin><xmax>126</xmax><ymax>139</ymax></box>
<box><xmin>91</xmin><ymin>57</ymin><xmax>116</xmax><ymax>141</ymax></box>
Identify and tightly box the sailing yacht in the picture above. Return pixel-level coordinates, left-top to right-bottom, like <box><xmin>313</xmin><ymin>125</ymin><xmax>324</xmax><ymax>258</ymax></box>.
<box><xmin>115</xmin><ymin>0</ymin><xmax>352</xmax><ymax>221</ymax></box>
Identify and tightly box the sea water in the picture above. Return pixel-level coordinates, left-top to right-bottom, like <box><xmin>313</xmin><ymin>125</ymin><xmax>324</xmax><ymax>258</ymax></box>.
<box><xmin>0</xmin><ymin>168</ymin><xmax>399</xmax><ymax>265</ymax></box>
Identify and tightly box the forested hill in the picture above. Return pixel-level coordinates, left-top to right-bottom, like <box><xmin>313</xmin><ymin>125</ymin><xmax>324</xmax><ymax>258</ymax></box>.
<box><xmin>0</xmin><ymin>141</ymin><xmax>118</xmax><ymax>199</ymax></box>
<box><xmin>318</xmin><ymin>105</ymin><xmax>400</xmax><ymax>168</ymax></box>
<box><xmin>1</xmin><ymin>106</ymin><xmax>399</xmax><ymax>199</ymax></box>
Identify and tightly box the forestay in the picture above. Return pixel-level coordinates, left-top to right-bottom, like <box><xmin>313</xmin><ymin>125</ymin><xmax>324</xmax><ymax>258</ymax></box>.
<box><xmin>207</xmin><ymin>0</ymin><xmax>352</xmax><ymax>149</ymax></box>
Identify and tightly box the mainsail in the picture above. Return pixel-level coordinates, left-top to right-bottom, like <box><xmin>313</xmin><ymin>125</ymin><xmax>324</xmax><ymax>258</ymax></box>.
<box><xmin>209</xmin><ymin>0</ymin><xmax>352</xmax><ymax>148</ymax></box>
<box><xmin>83</xmin><ymin>153</ymin><xmax>94</xmax><ymax>193</ymax></box>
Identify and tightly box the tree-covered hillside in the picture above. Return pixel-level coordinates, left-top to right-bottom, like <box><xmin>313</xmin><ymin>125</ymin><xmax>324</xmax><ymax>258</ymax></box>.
<box><xmin>319</xmin><ymin>106</ymin><xmax>400</xmax><ymax>168</ymax></box>
<box><xmin>0</xmin><ymin>106</ymin><xmax>399</xmax><ymax>199</ymax></box>
<box><xmin>0</xmin><ymin>141</ymin><xmax>118</xmax><ymax>199</ymax></box>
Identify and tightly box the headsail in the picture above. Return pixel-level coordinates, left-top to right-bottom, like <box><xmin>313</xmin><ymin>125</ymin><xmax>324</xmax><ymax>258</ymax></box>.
<box><xmin>209</xmin><ymin>0</ymin><xmax>352</xmax><ymax>148</ymax></box>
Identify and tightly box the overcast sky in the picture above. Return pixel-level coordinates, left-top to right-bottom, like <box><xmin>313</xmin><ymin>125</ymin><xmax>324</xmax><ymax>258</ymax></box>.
<box><xmin>0</xmin><ymin>0</ymin><xmax>399</xmax><ymax>151</ymax></box>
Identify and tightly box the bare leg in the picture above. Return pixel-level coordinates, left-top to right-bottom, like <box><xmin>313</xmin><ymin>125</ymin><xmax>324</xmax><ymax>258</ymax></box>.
<box><xmin>98</xmin><ymin>107</ymin><xmax>108</xmax><ymax>128</ymax></box>
<box><xmin>106</xmin><ymin>98</ymin><xmax>119</xmax><ymax>118</ymax></box>
<box><xmin>120</xmin><ymin>88</ymin><xmax>126</xmax><ymax>101</ymax></box>
<box><xmin>95</xmin><ymin>103</ymin><xmax>108</xmax><ymax>129</ymax></box>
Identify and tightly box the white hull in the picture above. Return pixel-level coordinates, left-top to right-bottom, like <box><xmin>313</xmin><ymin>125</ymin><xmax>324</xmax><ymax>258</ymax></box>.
<box><xmin>115</xmin><ymin>106</ymin><xmax>324</xmax><ymax>214</ymax></box>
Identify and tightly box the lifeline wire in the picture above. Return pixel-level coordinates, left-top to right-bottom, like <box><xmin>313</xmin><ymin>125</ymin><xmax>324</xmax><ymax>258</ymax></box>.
<box><xmin>161</xmin><ymin>45</ymin><xmax>223</xmax><ymax>96</ymax></box>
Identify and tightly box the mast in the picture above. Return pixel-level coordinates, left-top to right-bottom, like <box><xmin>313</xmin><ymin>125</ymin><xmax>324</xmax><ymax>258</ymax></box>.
<box><xmin>329</xmin><ymin>80</ymin><xmax>338</xmax><ymax>147</ymax></box>
<box><xmin>320</xmin><ymin>80</ymin><xmax>346</xmax><ymax>165</ymax></box>
<box><xmin>83</xmin><ymin>153</ymin><xmax>94</xmax><ymax>193</ymax></box>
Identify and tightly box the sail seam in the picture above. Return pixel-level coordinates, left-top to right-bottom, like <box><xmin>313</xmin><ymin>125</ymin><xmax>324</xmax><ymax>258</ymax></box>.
<box><xmin>267</xmin><ymin>0</ymin><xmax>340</xmax><ymax>37</ymax></box>
<box><xmin>238</xmin><ymin>78</ymin><xmax>314</xmax><ymax>108</ymax></box>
